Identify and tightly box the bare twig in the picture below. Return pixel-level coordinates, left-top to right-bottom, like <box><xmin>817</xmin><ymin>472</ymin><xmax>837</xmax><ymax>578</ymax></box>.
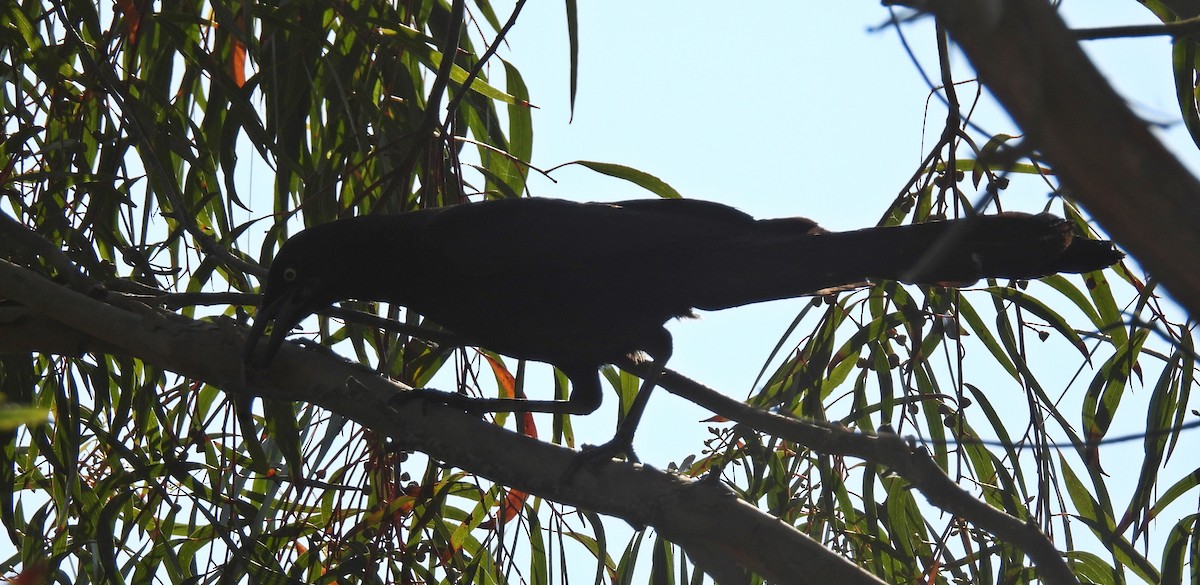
<box><xmin>1073</xmin><ymin>15</ymin><xmax>1200</xmax><ymax>40</ymax></box>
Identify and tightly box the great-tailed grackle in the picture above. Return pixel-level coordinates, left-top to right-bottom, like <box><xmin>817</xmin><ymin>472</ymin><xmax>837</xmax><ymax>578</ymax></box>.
<box><xmin>244</xmin><ymin>197</ymin><xmax>1123</xmax><ymax>462</ymax></box>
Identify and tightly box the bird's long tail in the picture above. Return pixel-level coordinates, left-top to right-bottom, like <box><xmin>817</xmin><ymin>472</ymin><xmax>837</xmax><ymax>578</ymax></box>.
<box><xmin>691</xmin><ymin>212</ymin><xmax>1123</xmax><ymax>311</ymax></box>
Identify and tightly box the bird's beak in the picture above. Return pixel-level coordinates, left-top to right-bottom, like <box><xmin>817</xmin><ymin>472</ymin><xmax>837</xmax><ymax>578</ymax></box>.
<box><xmin>244</xmin><ymin>289</ymin><xmax>311</xmax><ymax>367</ymax></box>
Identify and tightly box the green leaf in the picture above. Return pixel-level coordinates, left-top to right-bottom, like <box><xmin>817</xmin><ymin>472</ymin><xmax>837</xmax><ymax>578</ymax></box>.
<box><xmin>0</xmin><ymin>405</ymin><xmax>49</xmax><ymax>431</ymax></box>
<box><xmin>1118</xmin><ymin>348</ymin><xmax>1184</xmax><ymax>537</ymax></box>
<box><xmin>1082</xmin><ymin>327</ymin><xmax>1149</xmax><ymax>444</ymax></box>
<box><xmin>565</xmin><ymin>0</ymin><xmax>579</xmax><ymax>119</ymax></box>
<box><xmin>1149</xmin><ymin>468</ymin><xmax>1200</xmax><ymax>522</ymax></box>
<box><xmin>1061</xmin><ymin>455</ymin><xmax>1161</xmax><ymax>583</ymax></box>
<box><xmin>601</xmin><ymin>365</ymin><xmax>642</xmax><ymax>421</ymax></box>
<box><xmin>379</xmin><ymin>24</ymin><xmax>522</xmax><ymax>105</ymax></box>
<box><xmin>1159</xmin><ymin>514</ymin><xmax>1197</xmax><ymax>585</ymax></box>
<box><xmin>263</xmin><ymin>398</ymin><xmax>303</xmax><ymax>476</ymax></box>
<box><xmin>1039</xmin><ymin>274</ymin><xmax>1102</xmax><ymax>329</ymax></box>
<box><xmin>564</xmin><ymin>160</ymin><xmax>684</xmax><ymax>199</ymax></box>
<box><xmin>1173</xmin><ymin>40</ymin><xmax>1200</xmax><ymax>151</ymax></box>
<box><xmin>982</xmin><ymin>285</ymin><xmax>1090</xmax><ymax>359</ymax></box>
<box><xmin>1064</xmin><ymin>551</ymin><xmax>1118</xmax><ymax>585</ymax></box>
<box><xmin>504</xmin><ymin>58</ymin><xmax>534</xmax><ymax>166</ymax></box>
<box><xmin>957</xmin><ymin>295</ymin><xmax>1020</xmax><ymax>380</ymax></box>
<box><xmin>1061</xmin><ymin>203</ymin><xmax>1127</xmax><ymax>347</ymax></box>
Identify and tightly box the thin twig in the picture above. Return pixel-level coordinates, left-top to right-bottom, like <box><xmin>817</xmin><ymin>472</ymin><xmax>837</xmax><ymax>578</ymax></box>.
<box><xmin>441</xmin><ymin>0</ymin><xmax>532</xmax><ymax>132</ymax></box>
<box><xmin>1074</xmin><ymin>16</ymin><xmax>1200</xmax><ymax>40</ymax></box>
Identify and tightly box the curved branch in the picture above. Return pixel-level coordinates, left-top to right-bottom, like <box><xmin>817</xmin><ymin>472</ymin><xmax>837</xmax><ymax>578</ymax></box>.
<box><xmin>618</xmin><ymin>358</ymin><xmax>1080</xmax><ymax>585</ymax></box>
<box><xmin>0</xmin><ymin>256</ymin><xmax>884</xmax><ymax>585</ymax></box>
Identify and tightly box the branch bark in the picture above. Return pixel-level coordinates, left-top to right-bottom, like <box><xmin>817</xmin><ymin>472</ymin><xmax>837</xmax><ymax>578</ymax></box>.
<box><xmin>0</xmin><ymin>256</ymin><xmax>884</xmax><ymax>585</ymax></box>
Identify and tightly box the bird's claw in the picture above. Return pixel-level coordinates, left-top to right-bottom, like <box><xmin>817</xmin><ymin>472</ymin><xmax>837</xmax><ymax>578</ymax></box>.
<box><xmin>562</xmin><ymin>437</ymin><xmax>639</xmax><ymax>481</ymax></box>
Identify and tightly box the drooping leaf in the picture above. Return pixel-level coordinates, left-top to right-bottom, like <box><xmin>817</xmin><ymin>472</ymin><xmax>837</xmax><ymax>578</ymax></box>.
<box><xmin>563</xmin><ymin>160</ymin><xmax>684</xmax><ymax>199</ymax></box>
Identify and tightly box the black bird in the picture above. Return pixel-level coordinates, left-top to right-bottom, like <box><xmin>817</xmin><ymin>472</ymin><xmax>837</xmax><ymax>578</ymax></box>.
<box><xmin>244</xmin><ymin>197</ymin><xmax>1123</xmax><ymax>461</ymax></box>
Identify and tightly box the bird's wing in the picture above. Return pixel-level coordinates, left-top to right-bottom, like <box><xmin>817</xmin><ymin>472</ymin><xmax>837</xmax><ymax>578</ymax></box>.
<box><xmin>417</xmin><ymin>198</ymin><xmax>819</xmax><ymax>278</ymax></box>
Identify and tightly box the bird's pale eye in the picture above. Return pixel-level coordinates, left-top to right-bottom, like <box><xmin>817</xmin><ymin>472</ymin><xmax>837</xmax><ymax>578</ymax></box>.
<box><xmin>283</xmin><ymin>267</ymin><xmax>298</xmax><ymax>282</ymax></box>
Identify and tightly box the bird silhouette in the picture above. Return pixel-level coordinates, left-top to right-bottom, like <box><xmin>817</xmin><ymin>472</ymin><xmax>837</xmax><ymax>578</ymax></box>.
<box><xmin>245</xmin><ymin>197</ymin><xmax>1123</xmax><ymax>462</ymax></box>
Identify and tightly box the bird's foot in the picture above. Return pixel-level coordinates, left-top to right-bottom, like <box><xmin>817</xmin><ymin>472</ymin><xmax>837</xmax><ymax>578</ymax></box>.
<box><xmin>699</xmin><ymin>459</ymin><xmax>726</xmax><ymax>484</ymax></box>
<box><xmin>562</xmin><ymin>436</ymin><xmax>639</xmax><ymax>481</ymax></box>
<box><xmin>581</xmin><ymin>438</ymin><xmax>639</xmax><ymax>464</ymax></box>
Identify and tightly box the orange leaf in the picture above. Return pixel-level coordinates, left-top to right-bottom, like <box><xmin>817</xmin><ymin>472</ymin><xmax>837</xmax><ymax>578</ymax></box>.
<box><xmin>481</xmin><ymin>353</ymin><xmax>538</xmax><ymax>439</ymax></box>
<box><xmin>481</xmin><ymin>487</ymin><xmax>528</xmax><ymax>529</ymax></box>
<box><xmin>924</xmin><ymin>559</ymin><xmax>940</xmax><ymax>585</ymax></box>
<box><xmin>229</xmin><ymin>14</ymin><xmax>247</xmax><ymax>87</ymax></box>
<box><xmin>482</xmin><ymin>353</ymin><xmax>516</xmax><ymax>398</ymax></box>
<box><xmin>229</xmin><ymin>40</ymin><xmax>246</xmax><ymax>87</ymax></box>
<box><xmin>114</xmin><ymin>0</ymin><xmax>141</xmax><ymax>44</ymax></box>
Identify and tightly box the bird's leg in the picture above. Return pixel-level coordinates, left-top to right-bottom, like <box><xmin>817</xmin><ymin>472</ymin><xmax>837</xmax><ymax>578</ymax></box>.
<box><xmin>572</xmin><ymin>340</ymin><xmax>674</xmax><ymax>469</ymax></box>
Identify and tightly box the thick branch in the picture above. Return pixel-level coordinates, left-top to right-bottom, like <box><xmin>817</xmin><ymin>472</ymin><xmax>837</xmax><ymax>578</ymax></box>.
<box><xmin>0</xmin><ymin>257</ymin><xmax>883</xmax><ymax>585</ymax></box>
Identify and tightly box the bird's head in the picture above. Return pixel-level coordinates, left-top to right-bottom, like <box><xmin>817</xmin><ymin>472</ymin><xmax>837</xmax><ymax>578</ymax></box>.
<box><xmin>244</xmin><ymin>214</ymin><xmax>426</xmax><ymax>367</ymax></box>
<box><xmin>244</xmin><ymin>224</ymin><xmax>353</xmax><ymax>367</ymax></box>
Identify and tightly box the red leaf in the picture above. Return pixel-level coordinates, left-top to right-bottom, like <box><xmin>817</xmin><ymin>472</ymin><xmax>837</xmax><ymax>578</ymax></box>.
<box><xmin>114</xmin><ymin>0</ymin><xmax>141</xmax><ymax>44</ymax></box>
<box><xmin>229</xmin><ymin>14</ymin><xmax>247</xmax><ymax>87</ymax></box>
<box><xmin>482</xmin><ymin>353</ymin><xmax>537</xmax><ymax>439</ymax></box>
<box><xmin>481</xmin><ymin>487</ymin><xmax>528</xmax><ymax>529</ymax></box>
<box><xmin>482</xmin><ymin>353</ymin><xmax>517</xmax><ymax>398</ymax></box>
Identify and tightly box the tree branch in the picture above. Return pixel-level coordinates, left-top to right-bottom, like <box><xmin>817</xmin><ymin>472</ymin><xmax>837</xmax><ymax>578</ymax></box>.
<box><xmin>1073</xmin><ymin>16</ymin><xmax>1200</xmax><ymax>41</ymax></box>
<box><xmin>0</xmin><ymin>256</ymin><xmax>885</xmax><ymax>585</ymax></box>
<box><xmin>619</xmin><ymin>359</ymin><xmax>1081</xmax><ymax>585</ymax></box>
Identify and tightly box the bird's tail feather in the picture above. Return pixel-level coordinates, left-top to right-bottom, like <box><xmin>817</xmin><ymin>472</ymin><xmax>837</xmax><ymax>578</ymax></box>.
<box><xmin>690</xmin><ymin>213</ymin><xmax>1122</xmax><ymax>311</ymax></box>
